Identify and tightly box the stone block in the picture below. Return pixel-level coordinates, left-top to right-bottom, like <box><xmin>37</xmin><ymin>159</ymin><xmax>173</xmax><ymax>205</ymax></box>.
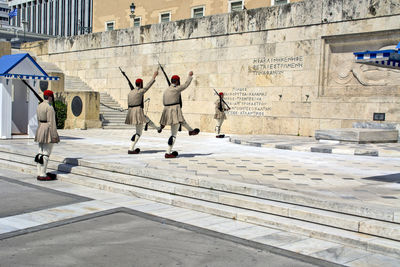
<box><xmin>281</xmin><ymin>238</ymin><xmax>339</xmax><ymax>255</ymax></box>
<box><xmin>342</xmin><ymin>0</ymin><xmax>369</xmax><ymax>20</ymax></box>
<box><xmin>292</xmin><ymin>71</ymin><xmax>317</xmax><ymax>87</ymax></box>
<box><xmin>289</xmin><ymin>206</ymin><xmax>361</xmax><ymax>232</ymax></box>
<box><xmin>276</xmin><ymin>4</ymin><xmax>296</xmax><ymax>28</ymax></box>
<box><xmin>219</xmin><ymin>194</ymin><xmax>293</xmax><ymax>217</ymax></box>
<box><xmin>0</xmin><ymin>42</ymin><xmax>11</xmax><ymax>58</ymax></box>
<box><xmin>64</xmin><ymin>91</ymin><xmax>102</xmax><ymax>129</ymax></box>
<box><xmin>359</xmin><ymin>220</ymin><xmax>400</xmax><ymax>241</ymax></box>
<box><xmin>228</xmin><ymin>11</ymin><xmax>247</xmax><ymax>34</ymax></box>
<box><xmin>280</xmin><ymin>118</ymin><xmax>300</xmax><ymax>135</ymax></box>
<box><xmin>315</xmin><ymin>128</ymin><xmax>398</xmax><ymax>143</ymax></box>
<box><xmin>322</xmin><ymin>0</ymin><xmax>343</xmax><ymax>23</ymax></box>
<box><xmin>252</xmin><ymin>231</ymin><xmax>308</xmax><ymax>247</ymax></box>
<box><xmin>174</xmin><ymin>187</ymin><xmax>220</xmax><ymax>203</ymax></box>
<box><xmin>172</xmin><ymin>196</ymin><xmax>238</xmax><ymax>220</ymax></box>
<box><xmin>302</xmin><ymin>0</ymin><xmax>323</xmax><ymax>25</ymax></box>
<box><xmin>299</xmin><ymin>119</ymin><xmax>320</xmax><ymax>137</ymax></box>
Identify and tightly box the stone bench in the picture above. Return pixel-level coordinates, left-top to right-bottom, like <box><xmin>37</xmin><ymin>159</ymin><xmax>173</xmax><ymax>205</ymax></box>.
<box><xmin>315</xmin><ymin>128</ymin><xmax>398</xmax><ymax>143</ymax></box>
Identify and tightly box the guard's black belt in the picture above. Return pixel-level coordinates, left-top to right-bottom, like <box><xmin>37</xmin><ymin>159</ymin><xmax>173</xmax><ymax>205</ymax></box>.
<box><xmin>39</xmin><ymin>120</ymin><xmax>48</xmax><ymax>123</ymax></box>
<box><xmin>164</xmin><ymin>103</ymin><xmax>180</xmax><ymax>107</ymax></box>
<box><xmin>129</xmin><ymin>104</ymin><xmax>142</xmax><ymax>108</ymax></box>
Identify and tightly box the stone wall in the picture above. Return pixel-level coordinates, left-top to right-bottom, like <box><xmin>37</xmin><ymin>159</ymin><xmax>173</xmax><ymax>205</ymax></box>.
<box><xmin>23</xmin><ymin>0</ymin><xmax>400</xmax><ymax>136</ymax></box>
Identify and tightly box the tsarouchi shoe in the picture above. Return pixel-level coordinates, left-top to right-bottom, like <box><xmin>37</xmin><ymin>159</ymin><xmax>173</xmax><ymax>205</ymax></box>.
<box><xmin>189</xmin><ymin>128</ymin><xmax>200</xmax><ymax>136</ymax></box>
<box><xmin>46</xmin><ymin>173</ymin><xmax>57</xmax><ymax>179</ymax></box>
<box><xmin>128</xmin><ymin>148</ymin><xmax>140</xmax><ymax>154</ymax></box>
<box><xmin>37</xmin><ymin>175</ymin><xmax>57</xmax><ymax>181</ymax></box>
<box><xmin>165</xmin><ymin>151</ymin><xmax>178</xmax><ymax>158</ymax></box>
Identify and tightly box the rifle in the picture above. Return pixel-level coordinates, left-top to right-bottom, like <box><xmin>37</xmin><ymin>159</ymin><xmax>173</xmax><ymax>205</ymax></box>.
<box><xmin>20</xmin><ymin>78</ymin><xmax>59</xmax><ymax>126</ymax></box>
<box><xmin>119</xmin><ymin>67</ymin><xmax>135</xmax><ymax>90</ymax></box>
<box><xmin>20</xmin><ymin>78</ymin><xmax>43</xmax><ymax>103</ymax></box>
<box><xmin>213</xmin><ymin>88</ymin><xmax>231</xmax><ymax>110</ymax></box>
<box><xmin>158</xmin><ymin>61</ymin><xmax>171</xmax><ymax>86</ymax></box>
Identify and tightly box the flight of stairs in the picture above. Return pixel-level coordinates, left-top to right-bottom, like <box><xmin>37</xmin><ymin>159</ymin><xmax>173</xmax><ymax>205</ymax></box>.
<box><xmin>64</xmin><ymin>75</ymin><xmax>93</xmax><ymax>92</ymax></box>
<box><xmin>99</xmin><ymin>92</ymin><xmax>130</xmax><ymax>129</ymax></box>
<box><xmin>63</xmin><ymin>76</ymin><xmax>129</xmax><ymax>128</ymax></box>
<box><xmin>0</xmin><ymin>147</ymin><xmax>399</xmax><ymax>260</ymax></box>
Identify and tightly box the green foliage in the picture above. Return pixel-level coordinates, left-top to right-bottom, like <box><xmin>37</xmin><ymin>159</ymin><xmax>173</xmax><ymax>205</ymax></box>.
<box><xmin>54</xmin><ymin>100</ymin><xmax>67</xmax><ymax>129</ymax></box>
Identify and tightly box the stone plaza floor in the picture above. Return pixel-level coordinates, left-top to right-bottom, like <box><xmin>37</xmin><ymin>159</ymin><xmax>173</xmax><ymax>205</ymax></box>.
<box><xmin>0</xmin><ymin>128</ymin><xmax>400</xmax><ymax>266</ymax></box>
<box><xmin>4</xmin><ymin>128</ymin><xmax>398</xmax><ymax>208</ymax></box>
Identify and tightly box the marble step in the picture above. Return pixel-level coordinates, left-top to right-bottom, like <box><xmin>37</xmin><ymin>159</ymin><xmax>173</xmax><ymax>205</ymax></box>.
<box><xmin>0</xmin><ymin>150</ymin><xmax>399</xmax><ymax>244</ymax></box>
<box><xmin>102</xmin><ymin>119</ymin><xmax>126</xmax><ymax>123</ymax></box>
<box><xmin>102</xmin><ymin>125</ymin><xmax>133</xmax><ymax>129</ymax></box>
<box><xmin>1</xmin><ymin>146</ymin><xmax>399</xmax><ymax>224</ymax></box>
<box><xmin>100</xmin><ymin>114</ymin><xmax>127</xmax><ymax>118</ymax></box>
<box><xmin>100</xmin><ymin>110</ymin><xmax>127</xmax><ymax>114</ymax></box>
<box><xmin>315</xmin><ymin>128</ymin><xmax>398</xmax><ymax>143</ymax></box>
<box><xmin>0</xmin><ymin>147</ymin><xmax>398</xmax><ymax>226</ymax></box>
<box><xmin>55</xmin><ymin>163</ymin><xmax>400</xmax><ymax>242</ymax></box>
<box><xmin>102</xmin><ymin>123</ymin><xmax>129</xmax><ymax>126</ymax></box>
<box><xmin>0</xmin><ymin>158</ymin><xmax>399</xmax><ymax>259</ymax></box>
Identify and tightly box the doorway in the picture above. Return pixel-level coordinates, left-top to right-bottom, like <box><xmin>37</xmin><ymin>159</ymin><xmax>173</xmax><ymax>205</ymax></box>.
<box><xmin>11</xmin><ymin>80</ymin><xmax>29</xmax><ymax>135</ymax></box>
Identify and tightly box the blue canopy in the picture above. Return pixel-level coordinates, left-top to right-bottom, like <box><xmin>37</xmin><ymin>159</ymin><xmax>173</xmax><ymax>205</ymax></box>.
<box><xmin>0</xmin><ymin>53</ymin><xmax>59</xmax><ymax>81</ymax></box>
<box><xmin>353</xmin><ymin>42</ymin><xmax>400</xmax><ymax>70</ymax></box>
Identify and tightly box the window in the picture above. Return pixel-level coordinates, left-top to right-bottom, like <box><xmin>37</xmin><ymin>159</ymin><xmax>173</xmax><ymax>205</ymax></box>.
<box><xmin>160</xmin><ymin>12</ymin><xmax>170</xmax><ymax>23</ymax></box>
<box><xmin>229</xmin><ymin>0</ymin><xmax>243</xmax><ymax>12</ymax></box>
<box><xmin>133</xmin><ymin>17</ymin><xmax>141</xmax><ymax>27</ymax></box>
<box><xmin>106</xmin><ymin>21</ymin><xmax>114</xmax><ymax>31</ymax></box>
<box><xmin>272</xmin><ymin>0</ymin><xmax>289</xmax><ymax>5</ymax></box>
<box><xmin>191</xmin><ymin>6</ymin><xmax>204</xmax><ymax>18</ymax></box>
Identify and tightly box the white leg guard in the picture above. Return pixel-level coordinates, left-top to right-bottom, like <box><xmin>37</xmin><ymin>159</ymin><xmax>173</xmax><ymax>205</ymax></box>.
<box><xmin>41</xmin><ymin>155</ymin><xmax>49</xmax><ymax>177</ymax></box>
<box><xmin>215</xmin><ymin>125</ymin><xmax>221</xmax><ymax>135</ymax></box>
<box><xmin>40</xmin><ymin>143</ymin><xmax>54</xmax><ymax>177</ymax></box>
<box><xmin>129</xmin><ymin>124</ymin><xmax>144</xmax><ymax>150</ymax></box>
<box><xmin>37</xmin><ymin>144</ymin><xmax>45</xmax><ymax>176</ymax></box>
<box><xmin>167</xmin><ymin>124</ymin><xmax>179</xmax><ymax>153</ymax></box>
<box><xmin>215</xmin><ymin>118</ymin><xmax>224</xmax><ymax>135</ymax></box>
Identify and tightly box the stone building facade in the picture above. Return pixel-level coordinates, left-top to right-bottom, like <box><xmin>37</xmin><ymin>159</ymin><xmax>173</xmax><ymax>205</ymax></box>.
<box><xmin>8</xmin><ymin>0</ymin><xmax>93</xmax><ymax>36</ymax></box>
<box><xmin>0</xmin><ymin>0</ymin><xmax>11</xmax><ymax>26</ymax></box>
<box><xmin>93</xmin><ymin>0</ymin><xmax>301</xmax><ymax>32</ymax></box>
<box><xmin>24</xmin><ymin>0</ymin><xmax>400</xmax><ymax>136</ymax></box>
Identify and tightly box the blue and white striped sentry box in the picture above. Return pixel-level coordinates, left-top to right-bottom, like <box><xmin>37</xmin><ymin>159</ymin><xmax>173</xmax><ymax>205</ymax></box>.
<box><xmin>0</xmin><ymin>53</ymin><xmax>60</xmax><ymax>81</ymax></box>
<box><xmin>353</xmin><ymin>42</ymin><xmax>400</xmax><ymax>69</ymax></box>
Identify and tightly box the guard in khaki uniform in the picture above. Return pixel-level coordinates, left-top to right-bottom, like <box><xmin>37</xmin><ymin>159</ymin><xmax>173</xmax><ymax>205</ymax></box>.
<box><xmin>34</xmin><ymin>90</ymin><xmax>59</xmax><ymax>181</ymax></box>
<box><xmin>160</xmin><ymin>71</ymin><xmax>199</xmax><ymax>158</ymax></box>
<box><xmin>125</xmin><ymin>70</ymin><xmax>160</xmax><ymax>154</ymax></box>
<box><xmin>214</xmin><ymin>92</ymin><xmax>230</xmax><ymax>138</ymax></box>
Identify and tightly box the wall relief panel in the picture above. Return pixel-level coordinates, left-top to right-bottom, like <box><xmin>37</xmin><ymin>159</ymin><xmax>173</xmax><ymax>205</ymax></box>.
<box><xmin>319</xmin><ymin>30</ymin><xmax>400</xmax><ymax>97</ymax></box>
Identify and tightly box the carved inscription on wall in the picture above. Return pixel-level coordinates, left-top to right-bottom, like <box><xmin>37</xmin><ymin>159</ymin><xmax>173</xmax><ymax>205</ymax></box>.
<box><xmin>224</xmin><ymin>88</ymin><xmax>271</xmax><ymax>117</ymax></box>
<box><xmin>249</xmin><ymin>56</ymin><xmax>304</xmax><ymax>75</ymax></box>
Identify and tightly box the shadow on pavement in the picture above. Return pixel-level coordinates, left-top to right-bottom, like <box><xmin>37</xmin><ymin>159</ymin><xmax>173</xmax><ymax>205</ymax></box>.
<box><xmin>178</xmin><ymin>153</ymin><xmax>213</xmax><ymax>158</ymax></box>
<box><xmin>60</xmin><ymin>136</ymin><xmax>85</xmax><ymax>140</ymax></box>
<box><xmin>57</xmin><ymin>158</ymin><xmax>83</xmax><ymax>173</ymax></box>
<box><xmin>363</xmin><ymin>173</ymin><xmax>400</xmax><ymax>183</ymax></box>
<box><xmin>140</xmin><ymin>150</ymin><xmax>165</xmax><ymax>154</ymax></box>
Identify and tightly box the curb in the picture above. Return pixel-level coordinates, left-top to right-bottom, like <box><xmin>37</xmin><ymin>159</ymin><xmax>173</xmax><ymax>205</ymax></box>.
<box><xmin>229</xmin><ymin>137</ymin><xmax>400</xmax><ymax>158</ymax></box>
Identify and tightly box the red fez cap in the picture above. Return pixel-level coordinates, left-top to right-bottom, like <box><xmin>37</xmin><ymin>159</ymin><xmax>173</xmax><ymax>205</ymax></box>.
<box><xmin>219</xmin><ymin>92</ymin><xmax>224</xmax><ymax>96</ymax></box>
<box><xmin>135</xmin><ymin>78</ymin><xmax>143</xmax><ymax>85</ymax></box>
<box><xmin>43</xmin><ymin>90</ymin><xmax>54</xmax><ymax>97</ymax></box>
<box><xmin>171</xmin><ymin>75</ymin><xmax>180</xmax><ymax>81</ymax></box>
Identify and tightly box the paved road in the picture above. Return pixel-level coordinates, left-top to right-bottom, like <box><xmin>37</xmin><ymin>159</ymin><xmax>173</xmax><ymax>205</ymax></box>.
<box><xmin>0</xmin><ymin>169</ymin><xmax>325</xmax><ymax>267</ymax></box>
